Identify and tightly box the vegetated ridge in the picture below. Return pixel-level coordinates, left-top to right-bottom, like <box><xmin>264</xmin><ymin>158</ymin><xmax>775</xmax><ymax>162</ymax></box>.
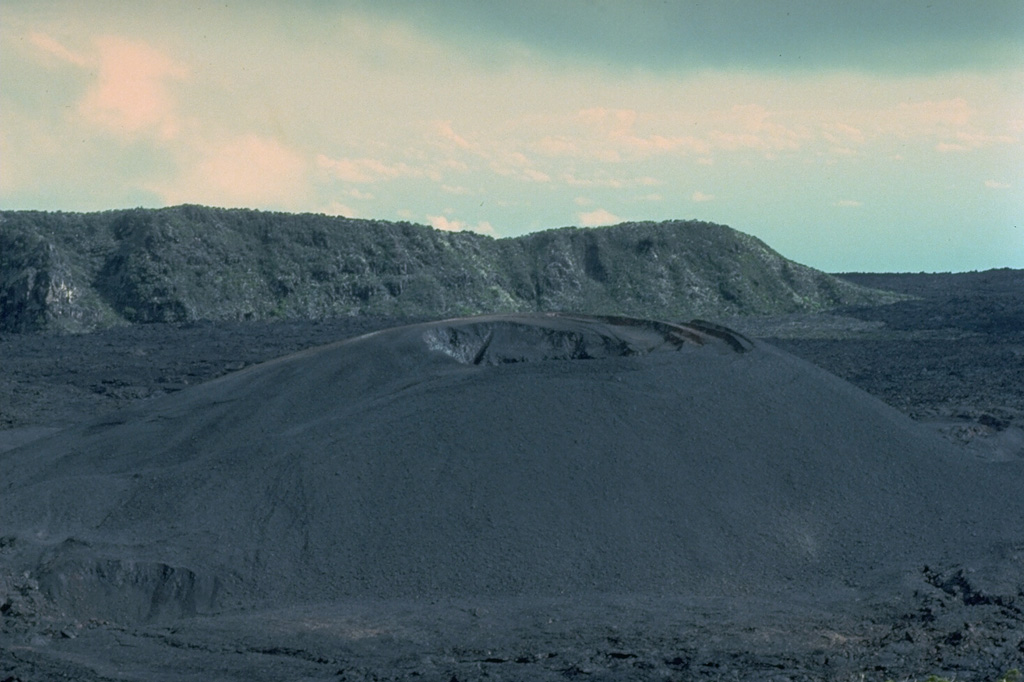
<box><xmin>0</xmin><ymin>205</ymin><xmax>900</xmax><ymax>333</ymax></box>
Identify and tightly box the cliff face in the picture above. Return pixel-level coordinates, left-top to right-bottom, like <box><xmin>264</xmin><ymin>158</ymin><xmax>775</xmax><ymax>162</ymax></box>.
<box><xmin>0</xmin><ymin>206</ymin><xmax>900</xmax><ymax>333</ymax></box>
<box><xmin>0</xmin><ymin>215</ymin><xmax>119</xmax><ymax>332</ymax></box>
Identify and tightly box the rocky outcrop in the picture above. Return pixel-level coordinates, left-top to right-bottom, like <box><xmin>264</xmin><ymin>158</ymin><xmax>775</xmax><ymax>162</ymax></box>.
<box><xmin>0</xmin><ymin>232</ymin><xmax>81</xmax><ymax>332</ymax></box>
<box><xmin>0</xmin><ymin>206</ymin><xmax>902</xmax><ymax>333</ymax></box>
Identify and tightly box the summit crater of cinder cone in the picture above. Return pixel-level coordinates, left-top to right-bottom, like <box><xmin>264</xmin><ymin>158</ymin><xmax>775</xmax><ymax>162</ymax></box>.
<box><xmin>419</xmin><ymin>313</ymin><xmax>754</xmax><ymax>365</ymax></box>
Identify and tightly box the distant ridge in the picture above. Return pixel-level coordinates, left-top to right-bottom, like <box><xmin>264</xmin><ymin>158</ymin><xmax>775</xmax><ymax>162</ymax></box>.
<box><xmin>0</xmin><ymin>205</ymin><xmax>901</xmax><ymax>333</ymax></box>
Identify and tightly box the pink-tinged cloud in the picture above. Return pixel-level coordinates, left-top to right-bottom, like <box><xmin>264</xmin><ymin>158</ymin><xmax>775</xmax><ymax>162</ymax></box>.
<box><xmin>435</xmin><ymin>120</ymin><xmax>549</xmax><ymax>181</ymax></box>
<box><xmin>691</xmin><ymin>191</ymin><xmax>715</xmax><ymax>202</ymax></box>
<box><xmin>435</xmin><ymin>120</ymin><xmax>473</xmax><ymax>150</ymax></box>
<box><xmin>78</xmin><ymin>36</ymin><xmax>187</xmax><ymax>139</ymax></box>
<box><xmin>985</xmin><ymin>180</ymin><xmax>1011</xmax><ymax>189</ymax></box>
<box><xmin>317</xmin><ymin>154</ymin><xmax>425</xmax><ymax>183</ymax></box>
<box><xmin>155</xmin><ymin>135</ymin><xmax>308</xmax><ymax>208</ymax></box>
<box><xmin>28</xmin><ymin>32</ymin><xmax>88</xmax><ymax>66</ymax></box>
<box><xmin>487</xmin><ymin>150</ymin><xmax>551</xmax><ymax>183</ymax></box>
<box><xmin>536</xmin><ymin>135</ymin><xmax>580</xmax><ymax>157</ymax></box>
<box><xmin>709</xmin><ymin>105</ymin><xmax>807</xmax><ymax>154</ymax></box>
<box><xmin>568</xmin><ymin>107</ymin><xmax>712</xmax><ymax>159</ymax></box>
<box><xmin>861</xmin><ymin>97</ymin><xmax>1023</xmax><ymax>155</ymax></box>
<box><xmin>578</xmin><ymin>208</ymin><xmax>621</xmax><ymax>226</ymax></box>
<box><xmin>534</xmin><ymin>97</ymin><xmax>1017</xmax><ymax>170</ymax></box>
<box><xmin>539</xmin><ymin>105</ymin><xmax>825</xmax><ymax>164</ymax></box>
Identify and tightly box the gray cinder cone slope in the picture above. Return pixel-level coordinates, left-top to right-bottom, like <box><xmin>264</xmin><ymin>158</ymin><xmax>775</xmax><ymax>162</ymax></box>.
<box><xmin>1</xmin><ymin>314</ymin><xmax>1021</xmax><ymax>625</ymax></box>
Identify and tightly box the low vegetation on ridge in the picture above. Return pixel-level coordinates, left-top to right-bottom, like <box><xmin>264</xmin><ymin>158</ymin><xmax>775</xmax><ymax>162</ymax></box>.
<box><xmin>0</xmin><ymin>205</ymin><xmax>901</xmax><ymax>332</ymax></box>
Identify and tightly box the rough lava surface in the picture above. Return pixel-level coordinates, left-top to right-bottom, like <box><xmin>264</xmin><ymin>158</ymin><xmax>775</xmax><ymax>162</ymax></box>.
<box><xmin>1</xmin><ymin>313</ymin><xmax>1022</xmax><ymax>680</ymax></box>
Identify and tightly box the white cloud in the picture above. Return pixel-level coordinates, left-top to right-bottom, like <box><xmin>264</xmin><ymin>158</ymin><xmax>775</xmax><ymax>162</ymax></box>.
<box><xmin>877</xmin><ymin>98</ymin><xmax>1020</xmax><ymax>156</ymax></box>
<box><xmin>521</xmin><ymin>168</ymin><xmax>552</xmax><ymax>182</ymax></box>
<box><xmin>565</xmin><ymin>174</ymin><xmax>624</xmax><ymax>189</ymax></box>
<box><xmin>835</xmin><ymin>199</ymin><xmax>863</xmax><ymax>207</ymax></box>
<box><xmin>486</xmin><ymin>149</ymin><xmax>551</xmax><ymax>183</ymax></box>
<box><xmin>428</xmin><ymin>215</ymin><xmax>463</xmax><ymax>231</ymax></box>
<box><xmin>892</xmin><ymin>99</ymin><xmax>973</xmax><ymax>130</ymax></box>
<box><xmin>822</xmin><ymin>122</ymin><xmax>866</xmax><ymax>145</ymax></box>
<box><xmin>427</xmin><ymin>215</ymin><xmax>495</xmax><ymax>235</ymax></box>
<box><xmin>345</xmin><ymin>188</ymin><xmax>374</xmax><ymax>200</ymax></box>
<box><xmin>535</xmin><ymin>108</ymin><xmax>712</xmax><ymax>162</ymax></box>
<box><xmin>692</xmin><ymin>191</ymin><xmax>715</xmax><ymax>202</ymax></box>
<box><xmin>323</xmin><ymin>201</ymin><xmax>357</xmax><ymax>217</ymax></box>
<box><xmin>985</xmin><ymin>179</ymin><xmax>1011</xmax><ymax>189</ymax></box>
<box><xmin>563</xmin><ymin>174</ymin><xmax>661</xmax><ymax>189</ymax></box>
<box><xmin>578</xmin><ymin>208</ymin><xmax>621</xmax><ymax>226</ymax></box>
<box><xmin>940</xmin><ymin>130</ymin><xmax>1018</xmax><ymax>152</ymax></box>
<box><xmin>535</xmin><ymin>135</ymin><xmax>579</xmax><ymax>157</ymax></box>
<box><xmin>578</xmin><ymin>107</ymin><xmax>638</xmax><ymax>134</ymax></box>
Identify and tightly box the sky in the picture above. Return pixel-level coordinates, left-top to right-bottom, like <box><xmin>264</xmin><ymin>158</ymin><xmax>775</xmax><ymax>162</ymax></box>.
<box><xmin>1</xmin><ymin>1</ymin><xmax>1022</xmax><ymax>272</ymax></box>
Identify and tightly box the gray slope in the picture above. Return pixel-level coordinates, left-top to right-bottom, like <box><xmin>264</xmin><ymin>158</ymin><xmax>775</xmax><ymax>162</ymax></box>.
<box><xmin>0</xmin><ymin>314</ymin><xmax>1021</xmax><ymax>625</ymax></box>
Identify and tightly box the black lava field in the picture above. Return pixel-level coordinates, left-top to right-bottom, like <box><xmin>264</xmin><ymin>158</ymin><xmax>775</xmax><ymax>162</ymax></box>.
<box><xmin>1</xmin><ymin>275</ymin><xmax>1023</xmax><ymax>681</ymax></box>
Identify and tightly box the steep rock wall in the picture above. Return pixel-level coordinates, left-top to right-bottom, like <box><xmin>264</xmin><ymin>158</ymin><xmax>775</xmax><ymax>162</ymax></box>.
<box><xmin>0</xmin><ymin>206</ymin><xmax>901</xmax><ymax>332</ymax></box>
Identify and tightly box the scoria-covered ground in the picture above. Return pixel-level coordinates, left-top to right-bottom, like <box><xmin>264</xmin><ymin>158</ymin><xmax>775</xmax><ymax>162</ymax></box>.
<box><xmin>1</xmin><ymin>271</ymin><xmax>1021</xmax><ymax>681</ymax></box>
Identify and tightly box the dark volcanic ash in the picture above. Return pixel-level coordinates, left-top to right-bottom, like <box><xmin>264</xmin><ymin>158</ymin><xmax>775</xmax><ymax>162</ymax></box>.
<box><xmin>1</xmin><ymin>313</ymin><xmax>1021</xmax><ymax>631</ymax></box>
